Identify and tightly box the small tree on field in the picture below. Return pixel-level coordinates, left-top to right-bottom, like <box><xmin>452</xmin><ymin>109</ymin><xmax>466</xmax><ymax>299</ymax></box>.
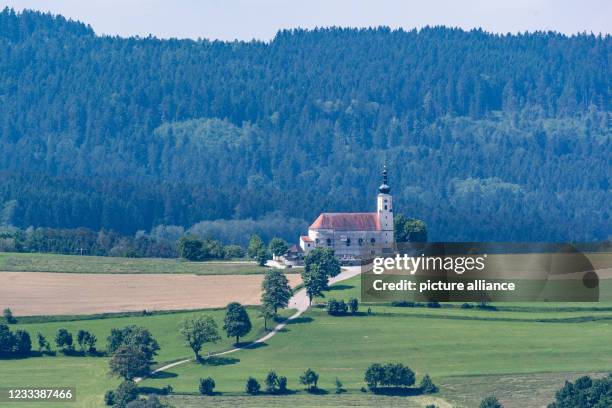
<box><xmin>245</xmin><ymin>377</ymin><xmax>260</xmax><ymax>395</ymax></box>
<box><xmin>299</xmin><ymin>368</ymin><xmax>319</xmax><ymax>391</ymax></box>
<box><xmin>223</xmin><ymin>302</ymin><xmax>252</xmax><ymax>344</ymax></box>
<box><xmin>199</xmin><ymin>377</ymin><xmax>215</xmax><ymax>395</ymax></box>
<box><xmin>3</xmin><ymin>308</ymin><xmax>16</xmax><ymax>324</ymax></box>
<box><xmin>13</xmin><ymin>330</ymin><xmax>31</xmax><ymax>356</ymax></box>
<box><xmin>37</xmin><ymin>332</ymin><xmax>51</xmax><ymax>353</ymax></box>
<box><xmin>55</xmin><ymin>329</ymin><xmax>73</xmax><ymax>351</ymax></box>
<box><xmin>247</xmin><ymin>235</ymin><xmax>265</xmax><ymax>259</ymax></box>
<box><xmin>304</xmin><ymin>247</ymin><xmax>341</xmax><ymax>278</ymax></box>
<box><xmin>260</xmin><ymin>303</ymin><xmax>276</xmax><ymax>331</ymax></box>
<box><xmin>348</xmin><ymin>298</ymin><xmax>359</xmax><ymax>314</ymax></box>
<box><xmin>480</xmin><ymin>396</ymin><xmax>503</xmax><ymax>408</ymax></box>
<box><xmin>364</xmin><ymin>363</ymin><xmax>384</xmax><ymax>389</ymax></box>
<box><xmin>178</xmin><ymin>236</ymin><xmax>204</xmax><ymax>261</ymax></box>
<box><xmin>301</xmin><ymin>264</ymin><xmax>328</xmax><ymax>304</ymax></box>
<box><xmin>265</xmin><ymin>371</ymin><xmax>279</xmax><ymax>393</ymax></box>
<box><xmin>0</xmin><ymin>324</ymin><xmax>15</xmax><ymax>356</ymax></box>
<box><xmin>261</xmin><ymin>269</ymin><xmax>292</xmax><ymax>314</ymax></box>
<box><xmin>269</xmin><ymin>237</ymin><xmax>288</xmax><ymax>258</ymax></box>
<box><xmin>256</xmin><ymin>248</ymin><xmax>271</xmax><ymax>266</ymax></box>
<box><xmin>179</xmin><ymin>315</ymin><xmax>220</xmax><ymax>360</ymax></box>
<box><xmin>77</xmin><ymin>330</ymin><xmax>97</xmax><ymax>353</ymax></box>
<box><xmin>106</xmin><ymin>325</ymin><xmax>159</xmax><ymax>363</ymax></box>
<box><xmin>277</xmin><ymin>376</ymin><xmax>288</xmax><ymax>394</ymax></box>
<box><xmin>420</xmin><ymin>374</ymin><xmax>438</xmax><ymax>393</ymax></box>
<box><xmin>109</xmin><ymin>345</ymin><xmax>150</xmax><ymax>380</ymax></box>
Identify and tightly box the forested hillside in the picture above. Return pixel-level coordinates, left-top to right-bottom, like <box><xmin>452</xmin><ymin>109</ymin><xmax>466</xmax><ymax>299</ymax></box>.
<box><xmin>0</xmin><ymin>9</ymin><xmax>610</xmax><ymax>242</ymax></box>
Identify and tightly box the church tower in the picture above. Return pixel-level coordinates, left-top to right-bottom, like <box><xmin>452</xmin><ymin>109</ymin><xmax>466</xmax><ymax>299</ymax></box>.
<box><xmin>377</xmin><ymin>166</ymin><xmax>394</xmax><ymax>245</ymax></box>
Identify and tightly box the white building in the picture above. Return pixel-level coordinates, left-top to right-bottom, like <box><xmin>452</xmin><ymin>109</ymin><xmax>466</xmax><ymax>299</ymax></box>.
<box><xmin>300</xmin><ymin>167</ymin><xmax>395</xmax><ymax>262</ymax></box>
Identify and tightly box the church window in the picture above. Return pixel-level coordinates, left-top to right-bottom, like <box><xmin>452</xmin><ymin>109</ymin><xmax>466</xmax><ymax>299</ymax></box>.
<box><xmin>315</xmin><ymin>238</ymin><xmax>319</xmax><ymax>244</ymax></box>
<box><xmin>346</xmin><ymin>238</ymin><xmax>351</xmax><ymax>246</ymax></box>
<box><xmin>326</xmin><ymin>238</ymin><xmax>332</xmax><ymax>246</ymax></box>
<box><xmin>370</xmin><ymin>238</ymin><xmax>376</xmax><ymax>244</ymax></box>
<box><xmin>384</xmin><ymin>204</ymin><xmax>388</xmax><ymax>210</ymax></box>
<box><xmin>358</xmin><ymin>238</ymin><xmax>363</xmax><ymax>246</ymax></box>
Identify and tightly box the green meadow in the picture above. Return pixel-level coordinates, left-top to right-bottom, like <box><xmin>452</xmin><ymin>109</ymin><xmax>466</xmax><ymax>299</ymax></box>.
<box><xmin>1</xmin><ymin>276</ymin><xmax>611</xmax><ymax>407</ymax></box>
<box><xmin>0</xmin><ymin>252</ymin><xmax>283</xmax><ymax>275</ymax></box>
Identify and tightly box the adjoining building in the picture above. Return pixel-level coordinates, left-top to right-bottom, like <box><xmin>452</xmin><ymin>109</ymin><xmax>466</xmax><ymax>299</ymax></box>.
<box><xmin>299</xmin><ymin>167</ymin><xmax>395</xmax><ymax>263</ymax></box>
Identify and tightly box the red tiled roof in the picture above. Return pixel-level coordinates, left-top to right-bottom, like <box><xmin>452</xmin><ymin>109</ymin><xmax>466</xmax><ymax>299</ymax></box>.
<box><xmin>300</xmin><ymin>235</ymin><xmax>313</xmax><ymax>242</ymax></box>
<box><xmin>309</xmin><ymin>213</ymin><xmax>380</xmax><ymax>231</ymax></box>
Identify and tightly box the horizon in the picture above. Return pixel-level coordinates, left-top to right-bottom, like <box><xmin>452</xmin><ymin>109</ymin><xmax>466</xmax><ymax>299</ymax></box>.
<box><xmin>3</xmin><ymin>0</ymin><xmax>611</xmax><ymax>41</ymax></box>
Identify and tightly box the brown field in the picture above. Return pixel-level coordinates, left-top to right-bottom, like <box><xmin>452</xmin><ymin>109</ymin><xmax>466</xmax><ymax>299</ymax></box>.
<box><xmin>0</xmin><ymin>272</ymin><xmax>302</xmax><ymax>316</ymax></box>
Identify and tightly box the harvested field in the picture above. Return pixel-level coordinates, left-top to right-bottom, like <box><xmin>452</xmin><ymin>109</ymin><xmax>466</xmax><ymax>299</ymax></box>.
<box><xmin>0</xmin><ymin>272</ymin><xmax>302</xmax><ymax>316</ymax></box>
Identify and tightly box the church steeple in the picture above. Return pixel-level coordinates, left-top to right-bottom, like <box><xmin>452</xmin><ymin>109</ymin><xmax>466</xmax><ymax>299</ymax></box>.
<box><xmin>379</xmin><ymin>165</ymin><xmax>391</xmax><ymax>194</ymax></box>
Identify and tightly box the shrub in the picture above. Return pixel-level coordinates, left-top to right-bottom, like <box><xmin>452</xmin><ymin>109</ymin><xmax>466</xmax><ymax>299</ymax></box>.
<box><xmin>460</xmin><ymin>303</ymin><xmax>473</xmax><ymax>309</ymax></box>
<box><xmin>479</xmin><ymin>396</ymin><xmax>503</xmax><ymax>408</ymax></box>
<box><xmin>391</xmin><ymin>301</ymin><xmax>415</xmax><ymax>307</ymax></box>
<box><xmin>420</xmin><ymin>374</ymin><xmax>438</xmax><ymax>393</ymax></box>
<box><xmin>425</xmin><ymin>405</ymin><xmax>438</xmax><ymax>408</ymax></box>
<box><xmin>335</xmin><ymin>377</ymin><xmax>345</xmax><ymax>394</ymax></box>
<box><xmin>245</xmin><ymin>377</ymin><xmax>260</xmax><ymax>395</ymax></box>
<box><xmin>103</xmin><ymin>390</ymin><xmax>115</xmax><ymax>406</ymax></box>
<box><xmin>199</xmin><ymin>377</ymin><xmax>215</xmax><ymax>395</ymax></box>
<box><xmin>265</xmin><ymin>371</ymin><xmax>279</xmax><ymax>393</ymax></box>
<box><xmin>326</xmin><ymin>299</ymin><xmax>348</xmax><ymax>316</ymax></box>
<box><xmin>426</xmin><ymin>301</ymin><xmax>441</xmax><ymax>308</ymax></box>
<box><xmin>348</xmin><ymin>298</ymin><xmax>359</xmax><ymax>314</ymax></box>
<box><xmin>277</xmin><ymin>376</ymin><xmax>288</xmax><ymax>394</ymax></box>
<box><xmin>299</xmin><ymin>368</ymin><xmax>319</xmax><ymax>390</ymax></box>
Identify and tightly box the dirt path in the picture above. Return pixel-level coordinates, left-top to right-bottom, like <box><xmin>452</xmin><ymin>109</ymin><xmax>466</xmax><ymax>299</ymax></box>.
<box><xmin>136</xmin><ymin>266</ymin><xmax>362</xmax><ymax>382</ymax></box>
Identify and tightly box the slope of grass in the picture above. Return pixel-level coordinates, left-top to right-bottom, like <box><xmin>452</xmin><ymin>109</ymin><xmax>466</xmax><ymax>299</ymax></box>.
<box><xmin>0</xmin><ymin>252</ymin><xmax>279</xmax><ymax>275</ymax></box>
<box><xmin>0</xmin><ymin>307</ymin><xmax>275</xmax><ymax>408</ymax></box>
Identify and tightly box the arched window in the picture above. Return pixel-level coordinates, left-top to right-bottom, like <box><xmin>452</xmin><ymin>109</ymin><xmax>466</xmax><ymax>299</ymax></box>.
<box><xmin>370</xmin><ymin>238</ymin><xmax>376</xmax><ymax>244</ymax></box>
<box><xmin>326</xmin><ymin>238</ymin><xmax>332</xmax><ymax>246</ymax></box>
<box><xmin>346</xmin><ymin>238</ymin><xmax>351</xmax><ymax>246</ymax></box>
<box><xmin>358</xmin><ymin>238</ymin><xmax>363</xmax><ymax>246</ymax></box>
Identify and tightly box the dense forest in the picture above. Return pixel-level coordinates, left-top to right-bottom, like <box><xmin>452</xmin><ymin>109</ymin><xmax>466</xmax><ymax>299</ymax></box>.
<box><xmin>0</xmin><ymin>8</ymin><xmax>610</xmax><ymax>243</ymax></box>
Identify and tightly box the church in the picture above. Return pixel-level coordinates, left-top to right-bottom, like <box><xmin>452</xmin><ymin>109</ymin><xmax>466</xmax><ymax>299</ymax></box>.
<box><xmin>299</xmin><ymin>167</ymin><xmax>395</xmax><ymax>262</ymax></box>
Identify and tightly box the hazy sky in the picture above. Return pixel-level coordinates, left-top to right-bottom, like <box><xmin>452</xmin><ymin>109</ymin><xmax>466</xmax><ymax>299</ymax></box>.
<box><xmin>4</xmin><ymin>0</ymin><xmax>611</xmax><ymax>40</ymax></box>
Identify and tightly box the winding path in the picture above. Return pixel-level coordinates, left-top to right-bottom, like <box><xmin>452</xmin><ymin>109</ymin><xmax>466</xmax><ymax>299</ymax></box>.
<box><xmin>135</xmin><ymin>266</ymin><xmax>362</xmax><ymax>383</ymax></box>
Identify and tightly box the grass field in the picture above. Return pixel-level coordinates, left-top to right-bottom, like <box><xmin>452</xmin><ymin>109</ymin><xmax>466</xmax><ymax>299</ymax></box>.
<box><xmin>0</xmin><ymin>307</ymin><xmax>282</xmax><ymax>408</ymax></box>
<box><xmin>0</xmin><ymin>252</ymin><xmax>294</xmax><ymax>275</ymax></box>
<box><xmin>2</xmin><ymin>276</ymin><xmax>611</xmax><ymax>407</ymax></box>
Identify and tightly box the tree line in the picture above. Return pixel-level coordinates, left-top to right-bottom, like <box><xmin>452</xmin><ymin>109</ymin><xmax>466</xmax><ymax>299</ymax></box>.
<box><xmin>0</xmin><ymin>9</ymin><xmax>609</xmax><ymax>242</ymax></box>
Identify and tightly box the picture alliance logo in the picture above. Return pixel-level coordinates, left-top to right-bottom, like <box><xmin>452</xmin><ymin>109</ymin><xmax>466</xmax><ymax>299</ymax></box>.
<box><xmin>372</xmin><ymin>254</ymin><xmax>488</xmax><ymax>275</ymax></box>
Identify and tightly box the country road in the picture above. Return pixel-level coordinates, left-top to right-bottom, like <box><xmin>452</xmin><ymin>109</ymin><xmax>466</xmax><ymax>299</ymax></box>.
<box><xmin>135</xmin><ymin>266</ymin><xmax>362</xmax><ymax>383</ymax></box>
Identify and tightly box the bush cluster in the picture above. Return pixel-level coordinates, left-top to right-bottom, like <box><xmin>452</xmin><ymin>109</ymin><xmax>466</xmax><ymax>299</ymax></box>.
<box><xmin>364</xmin><ymin>362</ymin><xmax>415</xmax><ymax>390</ymax></box>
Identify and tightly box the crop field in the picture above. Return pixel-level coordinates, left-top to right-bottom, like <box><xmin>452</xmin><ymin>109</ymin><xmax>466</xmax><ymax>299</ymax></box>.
<box><xmin>0</xmin><ymin>252</ymin><xmax>296</xmax><ymax>275</ymax></box>
<box><xmin>0</xmin><ymin>271</ymin><xmax>302</xmax><ymax>316</ymax></box>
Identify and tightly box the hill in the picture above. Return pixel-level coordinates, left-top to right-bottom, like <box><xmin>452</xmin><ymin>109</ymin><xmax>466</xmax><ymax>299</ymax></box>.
<box><xmin>0</xmin><ymin>8</ymin><xmax>610</xmax><ymax>241</ymax></box>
